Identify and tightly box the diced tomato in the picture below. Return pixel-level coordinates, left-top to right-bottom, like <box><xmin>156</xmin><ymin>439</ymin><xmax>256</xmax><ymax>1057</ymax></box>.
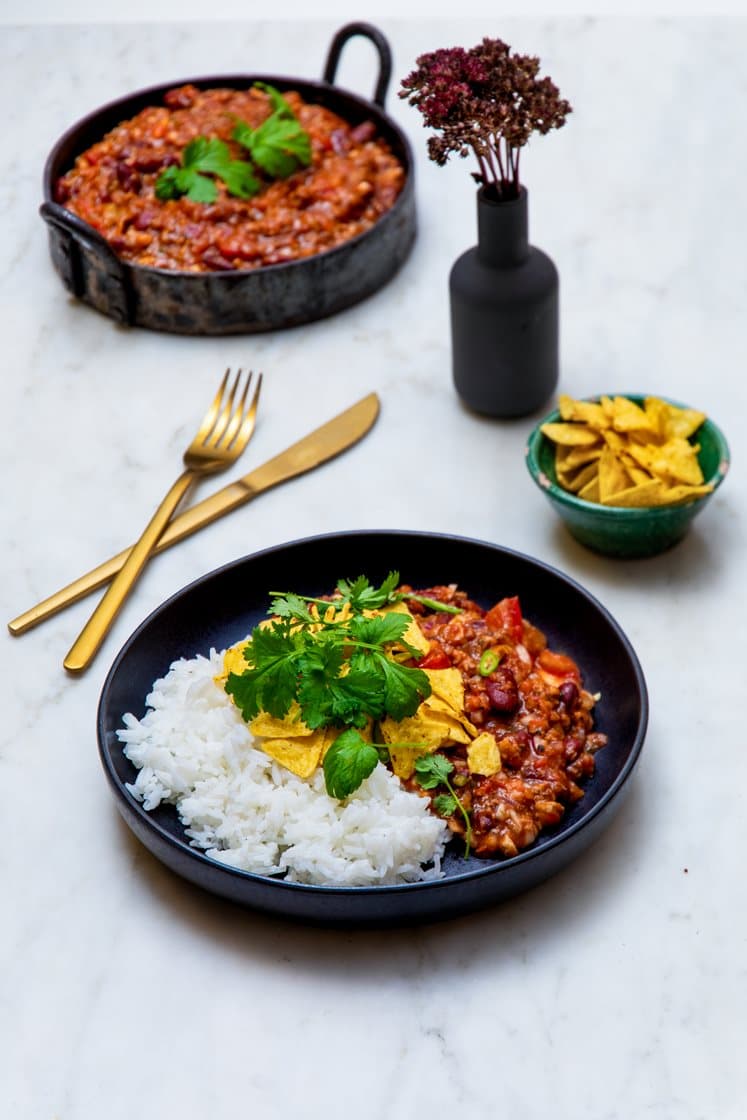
<box><xmin>485</xmin><ymin>596</ymin><xmax>524</xmax><ymax>644</ymax></box>
<box><xmin>417</xmin><ymin>647</ymin><xmax>452</xmax><ymax>670</ymax></box>
<box><xmin>537</xmin><ymin>649</ymin><xmax>580</xmax><ymax>680</ymax></box>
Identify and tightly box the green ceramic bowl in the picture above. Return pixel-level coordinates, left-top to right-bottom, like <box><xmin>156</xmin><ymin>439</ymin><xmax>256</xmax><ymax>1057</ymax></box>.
<box><xmin>525</xmin><ymin>394</ymin><xmax>730</xmax><ymax>558</ymax></box>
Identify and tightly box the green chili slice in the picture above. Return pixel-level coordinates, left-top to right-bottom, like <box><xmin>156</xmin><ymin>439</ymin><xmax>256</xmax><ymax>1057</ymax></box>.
<box><xmin>478</xmin><ymin>649</ymin><xmax>501</xmax><ymax>676</ymax></box>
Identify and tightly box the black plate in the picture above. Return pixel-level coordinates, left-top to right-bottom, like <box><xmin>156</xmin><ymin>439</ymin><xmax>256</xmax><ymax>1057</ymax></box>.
<box><xmin>97</xmin><ymin>530</ymin><xmax>648</xmax><ymax>927</ymax></box>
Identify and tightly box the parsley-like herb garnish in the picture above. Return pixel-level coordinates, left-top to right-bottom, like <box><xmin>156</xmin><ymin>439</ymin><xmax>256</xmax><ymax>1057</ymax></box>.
<box><xmin>232</xmin><ymin>82</ymin><xmax>312</xmax><ymax>179</ymax></box>
<box><xmin>322</xmin><ymin>729</ymin><xmax>381</xmax><ymax>799</ymax></box>
<box><xmin>414</xmin><ymin>754</ymin><xmax>473</xmax><ymax>856</ymax></box>
<box><xmin>155</xmin><ymin>83</ymin><xmax>311</xmax><ymax>204</ymax></box>
<box><xmin>155</xmin><ymin>137</ymin><xmax>259</xmax><ymax>203</ymax></box>
<box><xmin>225</xmin><ymin>572</ymin><xmax>432</xmax><ymax>733</ymax></box>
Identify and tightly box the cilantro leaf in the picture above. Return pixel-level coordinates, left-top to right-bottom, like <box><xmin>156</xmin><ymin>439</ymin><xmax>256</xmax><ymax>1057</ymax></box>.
<box><xmin>219</xmin><ymin>160</ymin><xmax>260</xmax><ymax>199</ymax></box>
<box><xmin>377</xmin><ymin>656</ymin><xmax>431</xmax><ymax>720</ymax></box>
<box><xmin>224</xmin><ymin>622</ymin><xmax>301</xmax><ymax>720</ymax></box>
<box><xmin>234</xmin><ymin>116</ymin><xmax>311</xmax><ymax>179</ymax></box>
<box><xmin>323</xmin><ymin>729</ymin><xmax>380</xmax><ymax>799</ymax></box>
<box><xmin>414</xmin><ymin>753</ymin><xmax>473</xmax><ymax>856</ymax></box>
<box><xmin>347</xmin><ymin>612</ymin><xmax>410</xmax><ymax>648</ymax></box>
<box><xmin>253</xmin><ymin>80</ymin><xmax>296</xmax><ymax>118</ymax></box>
<box><xmin>224</xmin><ymin>574</ymin><xmax>432</xmax><ymax>756</ymax></box>
<box><xmin>269</xmin><ymin>592</ymin><xmax>317</xmax><ymax>624</ymax></box>
<box><xmin>154</xmin><ymin>136</ymin><xmax>258</xmax><ymax>203</ymax></box>
<box><xmin>414</xmin><ymin>753</ymin><xmax>454</xmax><ymax>790</ymax></box>
<box><xmin>336</xmin><ymin>572</ymin><xmax>400</xmax><ymax>612</ymax></box>
<box><xmin>181</xmin><ymin>137</ymin><xmax>221</xmax><ymax>171</ymax></box>
<box><xmin>432</xmin><ymin>792</ymin><xmax>459</xmax><ymax>817</ymax></box>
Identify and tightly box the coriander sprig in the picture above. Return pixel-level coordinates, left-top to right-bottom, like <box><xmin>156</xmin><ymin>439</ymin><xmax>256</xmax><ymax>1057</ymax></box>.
<box><xmin>224</xmin><ymin>574</ymin><xmax>432</xmax><ymax>735</ymax></box>
<box><xmin>155</xmin><ymin>82</ymin><xmax>311</xmax><ymax>204</ymax></box>
<box><xmin>323</xmin><ymin>730</ymin><xmax>427</xmax><ymax>799</ymax></box>
<box><xmin>155</xmin><ymin>137</ymin><xmax>259</xmax><ymax>203</ymax></box>
<box><xmin>414</xmin><ymin>754</ymin><xmax>473</xmax><ymax>856</ymax></box>
<box><xmin>232</xmin><ymin>83</ymin><xmax>311</xmax><ymax>178</ymax></box>
<box><xmin>270</xmin><ymin>570</ymin><xmax>463</xmax><ymax>620</ymax></box>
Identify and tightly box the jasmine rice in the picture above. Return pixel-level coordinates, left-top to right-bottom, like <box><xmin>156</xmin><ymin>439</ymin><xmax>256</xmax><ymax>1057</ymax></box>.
<box><xmin>117</xmin><ymin>649</ymin><xmax>448</xmax><ymax>887</ymax></box>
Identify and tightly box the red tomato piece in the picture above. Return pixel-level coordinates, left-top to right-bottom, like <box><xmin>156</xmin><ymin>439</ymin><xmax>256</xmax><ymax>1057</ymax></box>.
<box><xmin>418</xmin><ymin>648</ymin><xmax>452</xmax><ymax>670</ymax></box>
<box><xmin>485</xmin><ymin>596</ymin><xmax>524</xmax><ymax>643</ymax></box>
<box><xmin>537</xmin><ymin>649</ymin><xmax>580</xmax><ymax>680</ymax></box>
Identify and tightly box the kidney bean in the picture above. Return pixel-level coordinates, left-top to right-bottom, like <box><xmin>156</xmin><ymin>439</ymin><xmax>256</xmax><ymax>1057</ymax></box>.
<box><xmin>330</xmin><ymin>128</ymin><xmax>351</xmax><ymax>155</ymax></box>
<box><xmin>199</xmin><ymin>246</ymin><xmax>236</xmax><ymax>271</ymax></box>
<box><xmin>559</xmin><ymin>680</ymin><xmax>579</xmax><ymax>710</ymax></box>
<box><xmin>115</xmin><ymin>162</ymin><xmax>141</xmax><ymax>192</ymax></box>
<box><xmin>164</xmin><ymin>85</ymin><xmax>198</xmax><ymax>109</ymax></box>
<box><xmin>564</xmin><ymin>735</ymin><xmax>584</xmax><ymax>761</ymax></box>
<box><xmin>350</xmin><ymin>120</ymin><xmax>376</xmax><ymax>143</ymax></box>
<box><xmin>132</xmin><ymin>209</ymin><xmax>155</xmax><ymax>231</ymax></box>
<box><xmin>486</xmin><ymin>673</ymin><xmax>520</xmax><ymax>714</ymax></box>
<box><xmin>133</xmin><ymin>152</ymin><xmax>174</xmax><ymax>173</ymax></box>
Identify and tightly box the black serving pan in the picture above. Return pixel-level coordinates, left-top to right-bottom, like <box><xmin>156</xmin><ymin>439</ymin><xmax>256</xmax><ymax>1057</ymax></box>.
<box><xmin>97</xmin><ymin>530</ymin><xmax>648</xmax><ymax>928</ymax></box>
<box><xmin>41</xmin><ymin>22</ymin><xmax>416</xmax><ymax>335</ymax></box>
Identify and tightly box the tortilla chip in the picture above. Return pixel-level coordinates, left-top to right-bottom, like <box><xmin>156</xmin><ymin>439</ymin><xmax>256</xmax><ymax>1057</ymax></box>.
<box><xmin>648</xmin><ymin>398</ymin><xmax>706</xmax><ymax>441</ymax></box>
<box><xmin>542</xmin><ymin>394</ymin><xmax>712</xmax><ymax>509</ymax></box>
<box><xmin>638</xmin><ymin>483</ymin><xmax>713</xmax><ymax>506</ymax></box>
<box><xmin>600</xmin><ymin>479</ymin><xmax>667</xmax><ymax>507</ymax></box>
<box><xmin>610</xmin><ymin>396</ymin><xmax>654</xmax><ymax>433</ymax></box>
<box><xmin>249</xmin><ymin>704</ymin><xmax>312</xmax><ymax>738</ymax></box>
<box><xmin>425</xmin><ymin>668</ymin><xmax>465</xmax><ymax>712</ymax></box>
<box><xmin>601</xmin><ymin>428</ymin><xmax>628</xmax><ymax>453</ymax></box>
<box><xmin>627</xmin><ymin>438</ymin><xmax>704</xmax><ymax>486</ymax></box>
<box><xmin>541</xmin><ymin>422</ymin><xmax>600</xmax><ymax>447</ymax></box>
<box><xmin>259</xmin><ymin>731</ymin><xmax>327</xmax><ymax>778</ymax></box>
<box><xmin>556</xmin><ymin>443</ymin><xmax>603</xmax><ymax>470</ymax></box>
<box><xmin>562</xmin><ymin>460</ymin><xmax>601</xmax><ymax>494</ymax></box>
<box><xmin>558</xmin><ymin>395</ymin><xmax>610</xmax><ymax>428</ymax></box>
<box><xmin>578</xmin><ymin>475</ymin><xmax>601</xmax><ymax>502</ymax></box>
<box><xmin>381</xmin><ymin>708</ymin><xmax>471</xmax><ymax>748</ymax></box>
<box><xmin>384</xmin><ymin>602</ymin><xmax>430</xmax><ymax>654</ymax></box>
<box><xmin>388</xmin><ymin>746</ymin><xmax>430</xmax><ymax>779</ymax></box>
<box><xmin>466</xmin><ymin>732</ymin><xmax>502</xmax><ymax>776</ymax></box>
<box><xmin>597</xmin><ymin>446</ymin><xmax>632</xmax><ymax>501</ymax></box>
<box><xmin>214</xmin><ymin>640</ymin><xmax>250</xmax><ymax>686</ymax></box>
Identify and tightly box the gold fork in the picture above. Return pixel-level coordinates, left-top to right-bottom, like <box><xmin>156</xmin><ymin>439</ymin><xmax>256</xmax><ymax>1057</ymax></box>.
<box><xmin>64</xmin><ymin>368</ymin><xmax>262</xmax><ymax>675</ymax></box>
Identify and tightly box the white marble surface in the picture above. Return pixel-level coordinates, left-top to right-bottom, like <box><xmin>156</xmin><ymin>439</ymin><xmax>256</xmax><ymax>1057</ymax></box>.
<box><xmin>2</xmin><ymin>13</ymin><xmax>746</xmax><ymax>1120</ymax></box>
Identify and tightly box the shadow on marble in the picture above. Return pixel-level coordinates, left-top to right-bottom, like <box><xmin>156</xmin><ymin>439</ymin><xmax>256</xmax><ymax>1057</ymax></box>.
<box><xmin>109</xmin><ymin>759</ymin><xmax>653</xmax><ymax>976</ymax></box>
<box><xmin>545</xmin><ymin>502</ymin><xmax>733</xmax><ymax>592</ymax></box>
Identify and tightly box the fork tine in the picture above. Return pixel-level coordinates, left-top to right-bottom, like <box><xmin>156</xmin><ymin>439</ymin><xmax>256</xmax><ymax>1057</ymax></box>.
<box><xmin>204</xmin><ymin>368</ymin><xmax>243</xmax><ymax>448</ymax></box>
<box><xmin>212</xmin><ymin>370</ymin><xmax>253</xmax><ymax>449</ymax></box>
<box><xmin>194</xmin><ymin>368</ymin><xmax>231</xmax><ymax>444</ymax></box>
<box><xmin>227</xmin><ymin>371</ymin><xmax>263</xmax><ymax>454</ymax></box>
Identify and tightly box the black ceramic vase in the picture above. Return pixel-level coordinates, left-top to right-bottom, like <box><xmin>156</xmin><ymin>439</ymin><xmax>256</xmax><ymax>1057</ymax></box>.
<box><xmin>450</xmin><ymin>186</ymin><xmax>559</xmax><ymax>418</ymax></box>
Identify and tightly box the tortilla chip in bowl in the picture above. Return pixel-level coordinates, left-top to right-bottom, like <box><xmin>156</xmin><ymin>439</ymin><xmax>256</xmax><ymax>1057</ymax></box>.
<box><xmin>525</xmin><ymin>393</ymin><xmax>729</xmax><ymax>557</ymax></box>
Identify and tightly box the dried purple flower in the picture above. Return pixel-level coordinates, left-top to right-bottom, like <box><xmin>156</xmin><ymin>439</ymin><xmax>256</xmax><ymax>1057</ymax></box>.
<box><xmin>399</xmin><ymin>36</ymin><xmax>571</xmax><ymax>200</ymax></box>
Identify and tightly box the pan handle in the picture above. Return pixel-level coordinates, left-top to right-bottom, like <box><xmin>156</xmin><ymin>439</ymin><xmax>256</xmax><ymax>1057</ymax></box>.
<box><xmin>39</xmin><ymin>201</ymin><xmax>136</xmax><ymax>325</ymax></box>
<box><xmin>322</xmin><ymin>22</ymin><xmax>393</xmax><ymax>109</ymax></box>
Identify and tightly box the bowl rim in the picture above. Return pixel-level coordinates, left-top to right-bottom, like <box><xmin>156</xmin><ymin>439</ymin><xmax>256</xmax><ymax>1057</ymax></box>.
<box><xmin>96</xmin><ymin>528</ymin><xmax>649</xmax><ymax>924</ymax></box>
<box><xmin>525</xmin><ymin>392</ymin><xmax>730</xmax><ymax>518</ymax></box>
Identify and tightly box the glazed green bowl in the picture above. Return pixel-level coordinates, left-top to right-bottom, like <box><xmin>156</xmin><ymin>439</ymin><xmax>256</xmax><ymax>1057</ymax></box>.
<box><xmin>525</xmin><ymin>394</ymin><xmax>730</xmax><ymax>558</ymax></box>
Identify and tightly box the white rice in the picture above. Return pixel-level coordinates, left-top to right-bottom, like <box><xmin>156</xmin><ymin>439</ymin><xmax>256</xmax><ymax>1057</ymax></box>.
<box><xmin>117</xmin><ymin>649</ymin><xmax>448</xmax><ymax>886</ymax></box>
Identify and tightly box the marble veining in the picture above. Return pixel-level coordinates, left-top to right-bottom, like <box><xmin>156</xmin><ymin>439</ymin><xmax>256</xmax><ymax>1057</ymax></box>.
<box><xmin>1</xmin><ymin>13</ymin><xmax>746</xmax><ymax>1120</ymax></box>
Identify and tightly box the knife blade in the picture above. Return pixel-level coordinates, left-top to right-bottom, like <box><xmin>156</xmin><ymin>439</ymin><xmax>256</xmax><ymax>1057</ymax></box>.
<box><xmin>9</xmin><ymin>392</ymin><xmax>380</xmax><ymax>636</ymax></box>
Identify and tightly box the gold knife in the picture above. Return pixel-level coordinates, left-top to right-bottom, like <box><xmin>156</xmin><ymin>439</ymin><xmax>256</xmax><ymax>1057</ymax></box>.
<box><xmin>9</xmin><ymin>392</ymin><xmax>380</xmax><ymax>636</ymax></box>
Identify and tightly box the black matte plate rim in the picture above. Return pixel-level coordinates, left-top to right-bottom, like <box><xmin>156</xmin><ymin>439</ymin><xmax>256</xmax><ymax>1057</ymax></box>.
<box><xmin>97</xmin><ymin>530</ymin><xmax>648</xmax><ymax>925</ymax></box>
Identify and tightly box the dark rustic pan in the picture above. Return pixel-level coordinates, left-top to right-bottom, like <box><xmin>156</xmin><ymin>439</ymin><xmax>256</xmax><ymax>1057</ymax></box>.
<box><xmin>40</xmin><ymin>22</ymin><xmax>416</xmax><ymax>335</ymax></box>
